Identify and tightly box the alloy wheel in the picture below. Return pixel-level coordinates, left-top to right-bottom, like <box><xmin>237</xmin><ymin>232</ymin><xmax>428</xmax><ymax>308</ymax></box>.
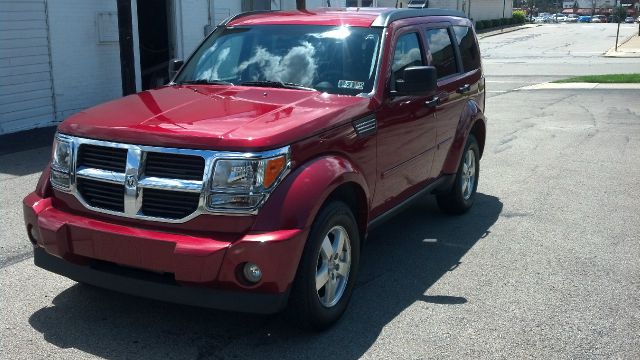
<box><xmin>461</xmin><ymin>149</ymin><xmax>476</xmax><ymax>200</ymax></box>
<box><xmin>315</xmin><ymin>225</ymin><xmax>351</xmax><ymax>307</ymax></box>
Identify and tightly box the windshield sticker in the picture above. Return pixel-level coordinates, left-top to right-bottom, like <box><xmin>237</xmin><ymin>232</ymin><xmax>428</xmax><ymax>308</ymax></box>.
<box><xmin>338</xmin><ymin>80</ymin><xmax>364</xmax><ymax>90</ymax></box>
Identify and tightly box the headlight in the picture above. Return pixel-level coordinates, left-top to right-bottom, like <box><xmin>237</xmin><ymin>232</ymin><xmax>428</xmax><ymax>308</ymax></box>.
<box><xmin>50</xmin><ymin>135</ymin><xmax>73</xmax><ymax>190</ymax></box>
<box><xmin>207</xmin><ymin>148</ymin><xmax>289</xmax><ymax>211</ymax></box>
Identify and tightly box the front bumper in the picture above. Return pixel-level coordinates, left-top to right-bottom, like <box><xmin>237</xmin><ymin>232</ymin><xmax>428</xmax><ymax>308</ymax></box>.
<box><xmin>33</xmin><ymin>247</ymin><xmax>288</xmax><ymax>313</ymax></box>
<box><xmin>23</xmin><ymin>193</ymin><xmax>308</xmax><ymax>314</ymax></box>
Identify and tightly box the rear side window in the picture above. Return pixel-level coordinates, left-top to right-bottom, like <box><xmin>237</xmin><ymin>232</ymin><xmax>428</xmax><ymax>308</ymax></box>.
<box><xmin>453</xmin><ymin>26</ymin><xmax>481</xmax><ymax>72</ymax></box>
<box><xmin>425</xmin><ymin>28</ymin><xmax>457</xmax><ymax>79</ymax></box>
<box><xmin>391</xmin><ymin>33</ymin><xmax>424</xmax><ymax>82</ymax></box>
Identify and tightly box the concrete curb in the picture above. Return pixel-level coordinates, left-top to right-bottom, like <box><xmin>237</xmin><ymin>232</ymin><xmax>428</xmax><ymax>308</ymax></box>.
<box><xmin>477</xmin><ymin>24</ymin><xmax>540</xmax><ymax>39</ymax></box>
<box><xmin>517</xmin><ymin>82</ymin><xmax>640</xmax><ymax>90</ymax></box>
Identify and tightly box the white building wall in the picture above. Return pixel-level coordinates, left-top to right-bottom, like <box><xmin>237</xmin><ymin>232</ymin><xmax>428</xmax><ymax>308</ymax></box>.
<box><xmin>174</xmin><ymin>0</ymin><xmax>211</xmax><ymax>58</ymax></box>
<box><xmin>468</xmin><ymin>0</ymin><xmax>513</xmax><ymax>21</ymax></box>
<box><xmin>47</xmin><ymin>0</ymin><xmax>122</xmax><ymax>122</ymax></box>
<box><xmin>277</xmin><ymin>0</ymin><xmax>346</xmax><ymax>9</ymax></box>
<box><xmin>0</xmin><ymin>0</ymin><xmax>55</xmax><ymax>134</ymax></box>
<box><xmin>397</xmin><ymin>0</ymin><xmax>512</xmax><ymax>21</ymax></box>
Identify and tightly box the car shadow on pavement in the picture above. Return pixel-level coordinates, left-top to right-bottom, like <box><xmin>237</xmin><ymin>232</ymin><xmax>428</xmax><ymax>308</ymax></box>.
<box><xmin>0</xmin><ymin>126</ymin><xmax>55</xmax><ymax>177</ymax></box>
<box><xmin>28</xmin><ymin>193</ymin><xmax>502</xmax><ymax>360</ymax></box>
<box><xmin>0</xmin><ymin>146</ymin><xmax>51</xmax><ymax>177</ymax></box>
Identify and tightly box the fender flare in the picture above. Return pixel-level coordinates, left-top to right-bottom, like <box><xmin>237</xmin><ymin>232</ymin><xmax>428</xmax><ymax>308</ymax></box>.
<box><xmin>252</xmin><ymin>155</ymin><xmax>371</xmax><ymax>232</ymax></box>
<box><xmin>442</xmin><ymin>99</ymin><xmax>486</xmax><ymax>174</ymax></box>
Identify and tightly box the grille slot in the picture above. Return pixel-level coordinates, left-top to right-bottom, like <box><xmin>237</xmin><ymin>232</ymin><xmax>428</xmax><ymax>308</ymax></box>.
<box><xmin>141</xmin><ymin>188</ymin><xmax>200</xmax><ymax>219</ymax></box>
<box><xmin>77</xmin><ymin>178</ymin><xmax>125</xmax><ymax>212</ymax></box>
<box><xmin>353</xmin><ymin>115</ymin><xmax>377</xmax><ymax>136</ymax></box>
<box><xmin>78</xmin><ymin>144</ymin><xmax>127</xmax><ymax>172</ymax></box>
<box><xmin>144</xmin><ymin>152</ymin><xmax>205</xmax><ymax>181</ymax></box>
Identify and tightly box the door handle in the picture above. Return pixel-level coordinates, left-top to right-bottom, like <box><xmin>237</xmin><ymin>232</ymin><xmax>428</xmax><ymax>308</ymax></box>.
<box><xmin>425</xmin><ymin>96</ymin><xmax>440</xmax><ymax>108</ymax></box>
<box><xmin>457</xmin><ymin>84</ymin><xmax>471</xmax><ymax>94</ymax></box>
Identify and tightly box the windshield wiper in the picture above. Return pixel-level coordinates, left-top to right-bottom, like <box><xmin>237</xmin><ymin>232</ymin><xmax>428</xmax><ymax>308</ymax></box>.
<box><xmin>176</xmin><ymin>79</ymin><xmax>234</xmax><ymax>85</ymax></box>
<box><xmin>238</xmin><ymin>80</ymin><xmax>315</xmax><ymax>91</ymax></box>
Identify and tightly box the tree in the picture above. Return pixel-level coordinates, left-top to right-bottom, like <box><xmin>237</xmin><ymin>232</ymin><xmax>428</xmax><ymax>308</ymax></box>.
<box><xmin>613</xmin><ymin>6</ymin><xmax>627</xmax><ymax>51</ymax></box>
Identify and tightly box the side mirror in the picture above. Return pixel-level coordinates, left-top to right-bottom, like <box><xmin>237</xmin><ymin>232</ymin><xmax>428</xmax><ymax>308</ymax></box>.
<box><xmin>395</xmin><ymin>66</ymin><xmax>438</xmax><ymax>96</ymax></box>
<box><xmin>168</xmin><ymin>59</ymin><xmax>184</xmax><ymax>81</ymax></box>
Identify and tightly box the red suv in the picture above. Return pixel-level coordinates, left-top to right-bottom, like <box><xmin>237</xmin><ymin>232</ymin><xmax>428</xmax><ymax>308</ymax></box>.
<box><xmin>24</xmin><ymin>8</ymin><xmax>486</xmax><ymax>329</ymax></box>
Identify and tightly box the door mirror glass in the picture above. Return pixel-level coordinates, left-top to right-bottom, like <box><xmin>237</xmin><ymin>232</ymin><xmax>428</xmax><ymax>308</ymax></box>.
<box><xmin>395</xmin><ymin>66</ymin><xmax>437</xmax><ymax>96</ymax></box>
<box><xmin>169</xmin><ymin>59</ymin><xmax>184</xmax><ymax>81</ymax></box>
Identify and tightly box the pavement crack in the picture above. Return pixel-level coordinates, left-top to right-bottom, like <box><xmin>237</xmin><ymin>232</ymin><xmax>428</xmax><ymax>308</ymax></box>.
<box><xmin>0</xmin><ymin>251</ymin><xmax>33</xmax><ymax>269</ymax></box>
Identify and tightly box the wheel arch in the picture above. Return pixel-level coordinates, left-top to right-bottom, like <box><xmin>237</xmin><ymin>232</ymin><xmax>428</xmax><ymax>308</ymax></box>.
<box><xmin>324</xmin><ymin>182</ymin><xmax>368</xmax><ymax>244</ymax></box>
<box><xmin>252</xmin><ymin>155</ymin><xmax>371</xmax><ymax>235</ymax></box>
<box><xmin>441</xmin><ymin>99</ymin><xmax>486</xmax><ymax>174</ymax></box>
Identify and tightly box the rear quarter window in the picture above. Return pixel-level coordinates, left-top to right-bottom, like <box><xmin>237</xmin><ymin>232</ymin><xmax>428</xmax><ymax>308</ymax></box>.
<box><xmin>452</xmin><ymin>26</ymin><xmax>481</xmax><ymax>72</ymax></box>
<box><xmin>424</xmin><ymin>28</ymin><xmax>457</xmax><ymax>79</ymax></box>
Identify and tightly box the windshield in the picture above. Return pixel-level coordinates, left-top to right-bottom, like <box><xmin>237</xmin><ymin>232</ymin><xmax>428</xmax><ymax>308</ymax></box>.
<box><xmin>176</xmin><ymin>25</ymin><xmax>382</xmax><ymax>96</ymax></box>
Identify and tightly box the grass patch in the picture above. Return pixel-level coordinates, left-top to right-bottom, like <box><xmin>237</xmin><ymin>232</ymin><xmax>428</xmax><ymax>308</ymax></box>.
<box><xmin>554</xmin><ymin>74</ymin><xmax>640</xmax><ymax>83</ymax></box>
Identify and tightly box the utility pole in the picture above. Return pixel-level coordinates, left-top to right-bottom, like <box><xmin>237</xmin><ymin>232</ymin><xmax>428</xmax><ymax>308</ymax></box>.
<box><xmin>502</xmin><ymin>0</ymin><xmax>506</xmax><ymax>31</ymax></box>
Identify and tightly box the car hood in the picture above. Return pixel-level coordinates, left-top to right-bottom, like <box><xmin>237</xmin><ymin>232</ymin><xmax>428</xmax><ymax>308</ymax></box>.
<box><xmin>58</xmin><ymin>85</ymin><xmax>374</xmax><ymax>151</ymax></box>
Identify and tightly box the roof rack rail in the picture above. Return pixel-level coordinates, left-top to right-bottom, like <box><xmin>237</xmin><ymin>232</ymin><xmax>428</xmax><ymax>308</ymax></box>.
<box><xmin>219</xmin><ymin>10</ymin><xmax>275</xmax><ymax>26</ymax></box>
<box><xmin>371</xmin><ymin>8</ymin><xmax>468</xmax><ymax>27</ymax></box>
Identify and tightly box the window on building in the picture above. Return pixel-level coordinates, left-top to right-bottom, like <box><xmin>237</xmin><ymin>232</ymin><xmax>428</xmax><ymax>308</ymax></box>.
<box><xmin>425</xmin><ymin>28</ymin><xmax>458</xmax><ymax>79</ymax></box>
<box><xmin>453</xmin><ymin>26</ymin><xmax>481</xmax><ymax>72</ymax></box>
<box><xmin>391</xmin><ymin>33</ymin><xmax>424</xmax><ymax>82</ymax></box>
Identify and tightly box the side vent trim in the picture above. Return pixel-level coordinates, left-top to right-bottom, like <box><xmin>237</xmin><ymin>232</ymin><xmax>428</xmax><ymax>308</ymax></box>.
<box><xmin>352</xmin><ymin>115</ymin><xmax>377</xmax><ymax>137</ymax></box>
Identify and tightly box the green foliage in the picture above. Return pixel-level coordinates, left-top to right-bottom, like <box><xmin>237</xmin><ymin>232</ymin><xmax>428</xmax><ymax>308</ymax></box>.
<box><xmin>612</xmin><ymin>6</ymin><xmax>627</xmax><ymax>23</ymax></box>
<box><xmin>554</xmin><ymin>74</ymin><xmax>640</xmax><ymax>83</ymax></box>
<box><xmin>475</xmin><ymin>21</ymin><xmax>485</xmax><ymax>30</ymax></box>
<box><xmin>513</xmin><ymin>10</ymin><xmax>526</xmax><ymax>24</ymax></box>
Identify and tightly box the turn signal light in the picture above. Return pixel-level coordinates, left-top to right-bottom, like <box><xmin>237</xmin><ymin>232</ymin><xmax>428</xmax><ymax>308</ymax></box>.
<box><xmin>263</xmin><ymin>156</ymin><xmax>286</xmax><ymax>188</ymax></box>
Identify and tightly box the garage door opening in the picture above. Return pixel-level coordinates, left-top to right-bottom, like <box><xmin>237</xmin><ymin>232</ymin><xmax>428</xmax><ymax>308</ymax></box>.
<box><xmin>137</xmin><ymin>0</ymin><xmax>171</xmax><ymax>90</ymax></box>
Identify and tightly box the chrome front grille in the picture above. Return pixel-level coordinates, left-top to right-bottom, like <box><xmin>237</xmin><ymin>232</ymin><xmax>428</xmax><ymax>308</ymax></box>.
<box><xmin>52</xmin><ymin>134</ymin><xmax>290</xmax><ymax>222</ymax></box>
<box><xmin>56</xmin><ymin>135</ymin><xmax>219</xmax><ymax>222</ymax></box>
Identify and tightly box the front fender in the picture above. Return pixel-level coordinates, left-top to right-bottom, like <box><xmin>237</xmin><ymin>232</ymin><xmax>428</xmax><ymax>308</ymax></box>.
<box><xmin>442</xmin><ymin>100</ymin><xmax>486</xmax><ymax>174</ymax></box>
<box><xmin>252</xmin><ymin>155</ymin><xmax>370</xmax><ymax>232</ymax></box>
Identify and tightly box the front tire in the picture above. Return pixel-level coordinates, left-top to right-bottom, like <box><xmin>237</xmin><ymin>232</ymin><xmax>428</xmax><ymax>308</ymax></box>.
<box><xmin>287</xmin><ymin>201</ymin><xmax>360</xmax><ymax>330</ymax></box>
<box><xmin>437</xmin><ymin>134</ymin><xmax>480</xmax><ymax>214</ymax></box>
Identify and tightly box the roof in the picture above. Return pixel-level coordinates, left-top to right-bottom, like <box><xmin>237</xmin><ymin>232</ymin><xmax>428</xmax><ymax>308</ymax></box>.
<box><xmin>224</xmin><ymin>8</ymin><xmax>467</xmax><ymax>28</ymax></box>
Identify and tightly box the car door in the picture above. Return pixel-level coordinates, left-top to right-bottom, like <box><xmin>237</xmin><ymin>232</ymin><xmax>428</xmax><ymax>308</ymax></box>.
<box><xmin>372</xmin><ymin>28</ymin><xmax>438</xmax><ymax>214</ymax></box>
<box><xmin>424</xmin><ymin>25</ymin><xmax>477</xmax><ymax>179</ymax></box>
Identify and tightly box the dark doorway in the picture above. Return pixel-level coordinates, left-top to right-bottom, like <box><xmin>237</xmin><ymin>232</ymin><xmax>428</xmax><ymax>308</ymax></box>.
<box><xmin>137</xmin><ymin>0</ymin><xmax>171</xmax><ymax>90</ymax></box>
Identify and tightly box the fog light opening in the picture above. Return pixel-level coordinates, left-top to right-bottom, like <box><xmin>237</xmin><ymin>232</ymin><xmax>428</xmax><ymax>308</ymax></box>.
<box><xmin>242</xmin><ymin>263</ymin><xmax>262</xmax><ymax>284</ymax></box>
<box><xmin>27</xmin><ymin>225</ymin><xmax>39</xmax><ymax>244</ymax></box>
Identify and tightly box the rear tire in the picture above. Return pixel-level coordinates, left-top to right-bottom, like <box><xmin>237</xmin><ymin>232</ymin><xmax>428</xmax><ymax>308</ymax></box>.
<box><xmin>437</xmin><ymin>134</ymin><xmax>480</xmax><ymax>214</ymax></box>
<box><xmin>287</xmin><ymin>201</ymin><xmax>360</xmax><ymax>330</ymax></box>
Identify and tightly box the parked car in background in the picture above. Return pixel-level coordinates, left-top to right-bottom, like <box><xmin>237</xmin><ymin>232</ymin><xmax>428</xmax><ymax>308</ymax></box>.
<box><xmin>592</xmin><ymin>15</ymin><xmax>607</xmax><ymax>23</ymax></box>
<box><xmin>566</xmin><ymin>14</ymin><xmax>579</xmax><ymax>23</ymax></box>
<box><xmin>578</xmin><ymin>15</ymin><xmax>592</xmax><ymax>23</ymax></box>
<box><xmin>534</xmin><ymin>15</ymin><xmax>550</xmax><ymax>23</ymax></box>
<box><xmin>624</xmin><ymin>16</ymin><xmax>635</xmax><ymax>24</ymax></box>
<box><xmin>553</xmin><ymin>14</ymin><xmax>567</xmax><ymax>22</ymax></box>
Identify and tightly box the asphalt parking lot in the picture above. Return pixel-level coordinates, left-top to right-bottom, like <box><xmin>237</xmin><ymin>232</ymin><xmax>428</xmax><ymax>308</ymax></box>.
<box><xmin>1</xmin><ymin>24</ymin><xmax>639</xmax><ymax>359</ymax></box>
